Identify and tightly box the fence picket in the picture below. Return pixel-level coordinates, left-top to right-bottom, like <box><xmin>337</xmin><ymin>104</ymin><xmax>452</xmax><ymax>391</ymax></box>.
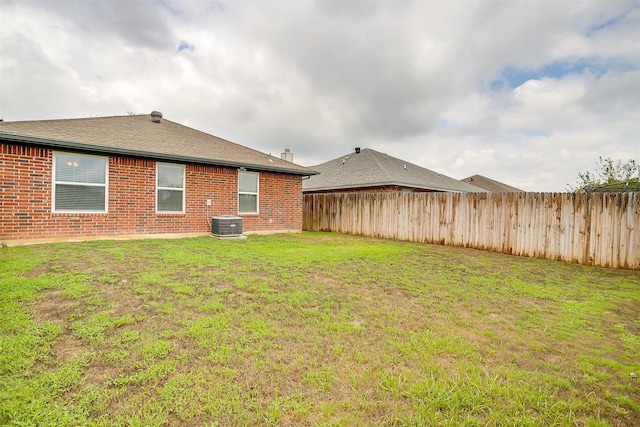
<box><xmin>303</xmin><ymin>192</ymin><xmax>640</xmax><ymax>270</ymax></box>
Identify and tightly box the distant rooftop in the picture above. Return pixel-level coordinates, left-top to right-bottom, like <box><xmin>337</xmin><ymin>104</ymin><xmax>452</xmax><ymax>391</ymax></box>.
<box><xmin>583</xmin><ymin>181</ymin><xmax>640</xmax><ymax>193</ymax></box>
<box><xmin>303</xmin><ymin>148</ymin><xmax>484</xmax><ymax>193</ymax></box>
<box><xmin>461</xmin><ymin>174</ymin><xmax>523</xmax><ymax>192</ymax></box>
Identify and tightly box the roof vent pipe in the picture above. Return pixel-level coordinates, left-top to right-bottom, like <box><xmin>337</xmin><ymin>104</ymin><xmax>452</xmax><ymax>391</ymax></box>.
<box><xmin>151</xmin><ymin>111</ymin><xmax>162</xmax><ymax>123</ymax></box>
<box><xmin>281</xmin><ymin>148</ymin><xmax>293</xmax><ymax>162</ymax></box>
<box><xmin>355</xmin><ymin>147</ymin><xmax>361</xmax><ymax>153</ymax></box>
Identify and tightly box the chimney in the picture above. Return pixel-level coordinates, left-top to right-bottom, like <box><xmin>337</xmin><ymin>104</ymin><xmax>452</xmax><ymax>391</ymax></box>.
<box><xmin>281</xmin><ymin>148</ymin><xmax>293</xmax><ymax>162</ymax></box>
<box><xmin>151</xmin><ymin>111</ymin><xmax>162</xmax><ymax>123</ymax></box>
<box><xmin>355</xmin><ymin>147</ymin><xmax>361</xmax><ymax>154</ymax></box>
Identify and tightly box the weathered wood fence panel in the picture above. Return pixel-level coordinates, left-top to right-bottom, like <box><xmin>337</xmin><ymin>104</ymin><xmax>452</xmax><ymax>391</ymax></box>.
<box><xmin>303</xmin><ymin>192</ymin><xmax>640</xmax><ymax>270</ymax></box>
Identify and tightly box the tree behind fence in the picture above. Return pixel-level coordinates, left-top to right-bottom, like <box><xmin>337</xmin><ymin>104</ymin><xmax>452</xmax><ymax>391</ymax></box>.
<box><xmin>303</xmin><ymin>192</ymin><xmax>640</xmax><ymax>270</ymax></box>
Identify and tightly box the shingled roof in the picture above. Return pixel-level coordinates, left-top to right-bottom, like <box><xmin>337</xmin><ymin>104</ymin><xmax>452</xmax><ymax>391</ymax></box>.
<box><xmin>461</xmin><ymin>174</ymin><xmax>523</xmax><ymax>192</ymax></box>
<box><xmin>303</xmin><ymin>148</ymin><xmax>484</xmax><ymax>193</ymax></box>
<box><xmin>0</xmin><ymin>112</ymin><xmax>316</xmax><ymax>176</ymax></box>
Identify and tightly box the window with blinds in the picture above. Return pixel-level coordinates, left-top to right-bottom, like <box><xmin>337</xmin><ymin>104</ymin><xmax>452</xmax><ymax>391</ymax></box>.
<box><xmin>53</xmin><ymin>152</ymin><xmax>108</xmax><ymax>212</ymax></box>
<box><xmin>238</xmin><ymin>171</ymin><xmax>259</xmax><ymax>214</ymax></box>
<box><xmin>157</xmin><ymin>163</ymin><xmax>185</xmax><ymax>213</ymax></box>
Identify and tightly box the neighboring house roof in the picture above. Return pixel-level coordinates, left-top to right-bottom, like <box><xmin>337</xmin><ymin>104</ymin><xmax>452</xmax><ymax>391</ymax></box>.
<box><xmin>583</xmin><ymin>181</ymin><xmax>640</xmax><ymax>193</ymax></box>
<box><xmin>0</xmin><ymin>112</ymin><xmax>316</xmax><ymax>176</ymax></box>
<box><xmin>303</xmin><ymin>148</ymin><xmax>484</xmax><ymax>193</ymax></box>
<box><xmin>460</xmin><ymin>174</ymin><xmax>523</xmax><ymax>192</ymax></box>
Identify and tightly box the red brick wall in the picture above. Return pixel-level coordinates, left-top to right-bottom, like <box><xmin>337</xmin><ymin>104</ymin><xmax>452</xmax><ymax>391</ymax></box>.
<box><xmin>304</xmin><ymin>185</ymin><xmax>435</xmax><ymax>194</ymax></box>
<box><xmin>241</xmin><ymin>171</ymin><xmax>303</xmax><ymax>232</ymax></box>
<box><xmin>1</xmin><ymin>143</ymin><xmax>303</xmax><ymax>244</ymax></box>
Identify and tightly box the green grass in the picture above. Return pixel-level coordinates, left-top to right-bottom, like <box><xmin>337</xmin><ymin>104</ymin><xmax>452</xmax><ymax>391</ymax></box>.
<box><xmin>1</xmin><ymin>232</ymin><xmax>639</xmax><ymax>426</ymax></box>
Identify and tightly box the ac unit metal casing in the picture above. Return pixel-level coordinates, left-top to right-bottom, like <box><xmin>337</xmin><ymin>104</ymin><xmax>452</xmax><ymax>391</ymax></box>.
<box><xmin>211</xmin><ymin>215</ymin><xmax>243</xmax><ymax>237</ymax></box>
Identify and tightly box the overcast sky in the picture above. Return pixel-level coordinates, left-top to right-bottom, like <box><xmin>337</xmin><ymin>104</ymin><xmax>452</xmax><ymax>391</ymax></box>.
<box><xmin>1</xmin><ymin>0</ymin><xmax>638</xmax><ymax>191</ymax></box>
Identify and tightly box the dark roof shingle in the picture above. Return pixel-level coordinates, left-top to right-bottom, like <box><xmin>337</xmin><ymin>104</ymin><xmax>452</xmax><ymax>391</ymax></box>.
<box><xmin>461</xmin><ymin>174</ymin><xmax>523</xmax><ymax>192</ymax></box>
<box><xmin>0</xmin><ymin>113</ymin><xmax>315</xmax><ymax>176</ymax></box>
<box><xmin>303</xmin><ymin>148</ymin><xmax>484</xmax><ymax>193</ymax></box>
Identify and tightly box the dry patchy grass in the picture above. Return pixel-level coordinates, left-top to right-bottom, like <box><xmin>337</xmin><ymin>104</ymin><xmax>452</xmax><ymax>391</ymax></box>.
<box><xmin>1</xmin><ymin>232</ymin><xmax>639</xmax><ymax>426</ymax></box>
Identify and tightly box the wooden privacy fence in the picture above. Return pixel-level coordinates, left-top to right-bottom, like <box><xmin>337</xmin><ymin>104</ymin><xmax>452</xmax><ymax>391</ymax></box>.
<box><xmin>303</xmin><ymin>192</ymin><xmax>640</xmax><ymax>270</ymax></box>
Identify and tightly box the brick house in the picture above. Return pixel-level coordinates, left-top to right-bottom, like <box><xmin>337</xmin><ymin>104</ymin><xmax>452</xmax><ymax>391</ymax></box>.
<box><xmin>303</xmin><ymin>148</ymin><xmax>483</xmax><ymax>194</ymax></box>
<box><xmin>0</xmin><ymin>112</ymin><xmax>317</xmax><ymax>246</ymax></box>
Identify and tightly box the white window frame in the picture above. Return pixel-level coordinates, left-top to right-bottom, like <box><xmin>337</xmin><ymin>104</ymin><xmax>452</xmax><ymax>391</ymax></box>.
<box><xmin>238</xmin><ymin>171</ymin><xmax>259</xmax><ymax>214</ymax></box>
<box><xmin>156</xmin><ymin>163</ymin><xmax>185</xmax><ymax>214</ymax></box>
<box><xmin>52</xmin><ymin>152</ymin><xmax>108</xmax><ymax>213</ymax></box>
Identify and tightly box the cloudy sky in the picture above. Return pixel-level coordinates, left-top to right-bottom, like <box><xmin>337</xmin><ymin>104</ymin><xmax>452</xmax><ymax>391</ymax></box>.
<box><xmin>1</xmin><ymin>0</ymin><xmax>638</xmax><ymax>191</ymax></box>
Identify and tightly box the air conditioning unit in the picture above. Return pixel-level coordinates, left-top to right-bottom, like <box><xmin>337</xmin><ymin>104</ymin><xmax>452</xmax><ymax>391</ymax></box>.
<box><xmin>211</xmin><ymin>215</ymin><xmax>243</xmax><ymax>237</ymax></box>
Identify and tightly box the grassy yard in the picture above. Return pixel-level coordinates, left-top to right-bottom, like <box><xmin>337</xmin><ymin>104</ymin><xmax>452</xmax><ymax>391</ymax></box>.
<box><xmin>1</xmin><ymin>232</ymin><xmax>639</xmax><ymax>426</ymax></box>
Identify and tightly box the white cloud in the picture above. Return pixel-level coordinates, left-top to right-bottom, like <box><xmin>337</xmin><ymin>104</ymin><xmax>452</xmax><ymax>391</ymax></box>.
<box><xmin>0</xmin><ymin>0</ymin><xmax>638</xmax><ymax>192</ymax></box>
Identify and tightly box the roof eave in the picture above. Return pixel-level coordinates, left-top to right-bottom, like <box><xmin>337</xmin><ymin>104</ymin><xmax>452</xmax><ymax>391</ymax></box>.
<box><xmin>0</xmin><ymin>132</ymin><xmax>318</xmax><ymax>176</ymax></box>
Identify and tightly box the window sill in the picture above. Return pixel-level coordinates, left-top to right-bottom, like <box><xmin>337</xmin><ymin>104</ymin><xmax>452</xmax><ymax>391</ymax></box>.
<box><xmin>53</xmin><ymin>211</ymin><xmax>107</xmax><ymax>215</ymax></box>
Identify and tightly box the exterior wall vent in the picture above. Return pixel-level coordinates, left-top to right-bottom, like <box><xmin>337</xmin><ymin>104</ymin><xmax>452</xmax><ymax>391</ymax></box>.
<box><xmin>211</xmin><ymin>215</ymin><xmax>243</xmax><ymax>237</ymax></box>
